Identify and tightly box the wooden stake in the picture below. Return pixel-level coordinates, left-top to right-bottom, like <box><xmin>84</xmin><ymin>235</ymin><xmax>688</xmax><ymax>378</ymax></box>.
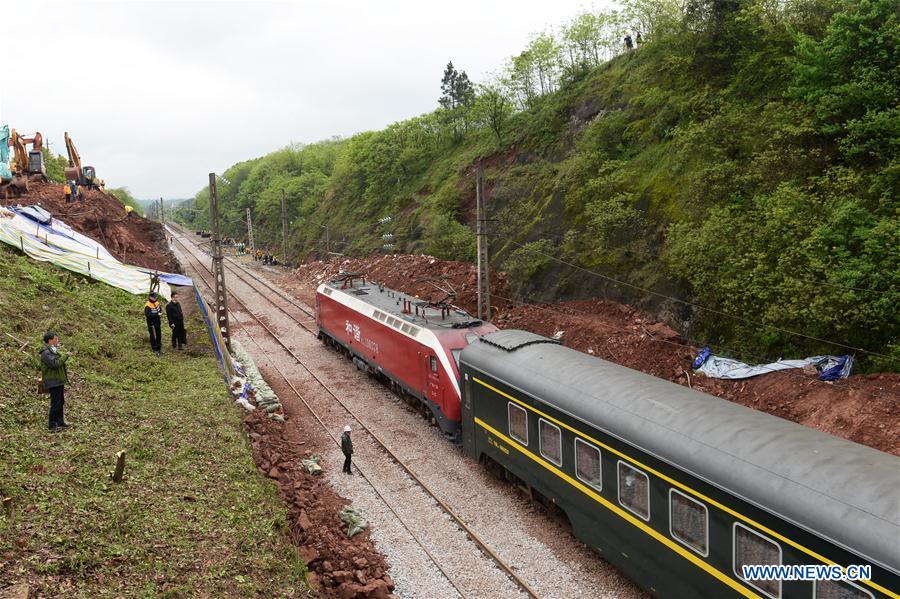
<box><xmin>111</xmin><ymin>450</ymin><xmax>127</xmax><ymax>482</ymax></box>
<box><xmin>2</xmin><ymin>496</ymin><xmax>12</xmax><ymax>517</ymax></box>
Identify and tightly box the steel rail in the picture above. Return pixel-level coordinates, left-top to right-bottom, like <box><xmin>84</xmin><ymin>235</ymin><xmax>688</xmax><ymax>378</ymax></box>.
<box><xmin>170</xmin><ymin>227</ymin><xmax>540</xmax><ymax>599</ymax></box>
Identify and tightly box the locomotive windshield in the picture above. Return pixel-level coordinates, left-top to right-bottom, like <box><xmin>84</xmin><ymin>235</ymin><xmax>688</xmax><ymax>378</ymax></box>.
<box><xmin>451</xmin><ymin>348</ymin><xmax>462</xmax><ymax>368</ymax></box>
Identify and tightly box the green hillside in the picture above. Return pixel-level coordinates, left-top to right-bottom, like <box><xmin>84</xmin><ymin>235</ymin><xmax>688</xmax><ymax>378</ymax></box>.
<box><xmin>0</xmin><ymin>247</ymin><xmax>306</xmax><ymax>596</ymax></box>
<box><xmin>177</xmin><ymin>0</ymin><xmax>898</xmax><ymax>370</ymax></box>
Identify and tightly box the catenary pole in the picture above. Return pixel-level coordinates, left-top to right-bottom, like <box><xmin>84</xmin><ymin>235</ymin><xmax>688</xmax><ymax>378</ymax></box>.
<box><xmin>209</xmin><ymin>173</ymin><xmax>231</xmax><ymax>351</ymax></box>
<box><xmin>476</xmin><ymin>165</ymin><xmax>491</xmax><ymax>321</ymax></box>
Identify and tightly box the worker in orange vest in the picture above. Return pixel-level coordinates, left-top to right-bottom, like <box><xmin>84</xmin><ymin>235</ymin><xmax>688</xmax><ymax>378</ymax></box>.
<box><xmin>64</xmin><ymin>182</ymin><xmax>73</xmax><ymax>204</ymax></box>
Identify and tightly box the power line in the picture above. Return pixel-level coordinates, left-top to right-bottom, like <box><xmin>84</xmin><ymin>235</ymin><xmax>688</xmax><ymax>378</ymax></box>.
<box><xmin>505</xmin><ymin>239</ymin><xmax>896</xmax><ymax>362</ymax></box>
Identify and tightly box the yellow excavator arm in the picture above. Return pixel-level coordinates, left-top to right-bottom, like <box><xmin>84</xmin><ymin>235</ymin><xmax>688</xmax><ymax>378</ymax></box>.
<box><xmin>8</xmin><ymin>130</ymin><xmax>29</xmax><ymax>176</ymax></box>
<box><xmin>64</xmin><ymin>131</ymin><xmax>81</xmax><ymax>173</ymax></box>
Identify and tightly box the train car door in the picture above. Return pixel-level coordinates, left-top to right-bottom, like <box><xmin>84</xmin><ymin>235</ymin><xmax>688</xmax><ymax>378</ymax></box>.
<box><xmin>461</xmin><ymin>373</ymin><xmax>475</xmax><ymax>447</ymax></box>
<box><xmin>417</xmin><ymin>350</ymin><xmax>427</xmax><ymax>399</ymax></box>
<box><xmin>425</xmin><ymin>353</ymin><xmax>441</xmax><ymax>407</ymax></box>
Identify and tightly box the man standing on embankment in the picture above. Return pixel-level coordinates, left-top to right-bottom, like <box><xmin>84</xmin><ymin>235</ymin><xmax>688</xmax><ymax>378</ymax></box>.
<box><xmin>40</xmin><ymin>331</ymin><xmax>70</xmax><ymax>432</ymax></box>
<box><xmin>144</xmin><ymin>292</ymin><xmax>163</xmax><ymax>356</ymax></box>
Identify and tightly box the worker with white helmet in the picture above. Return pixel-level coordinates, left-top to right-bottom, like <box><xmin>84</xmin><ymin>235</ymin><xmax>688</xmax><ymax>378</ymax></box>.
<box><xmin>341</xmin><ymin>425</ymin><xmax>353</xmax><ymax>474</ymax></box>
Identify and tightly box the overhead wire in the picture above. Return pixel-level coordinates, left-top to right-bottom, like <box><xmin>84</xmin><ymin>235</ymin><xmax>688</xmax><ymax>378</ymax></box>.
<box><xmin>503</xmin><ymin>239</ymin><xmax>897</xmax><ymax>363</ymax></box>
<box><xmin>488</xmin><ymin>291</ymin><xmax>899</xmax><ymax>400</ymax></box>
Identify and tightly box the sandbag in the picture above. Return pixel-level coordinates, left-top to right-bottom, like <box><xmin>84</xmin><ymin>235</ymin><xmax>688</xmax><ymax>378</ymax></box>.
<box><xmin>340</xmin><ymin>506</ymin><xmax>368</xmax><ymax>538</ymax></box>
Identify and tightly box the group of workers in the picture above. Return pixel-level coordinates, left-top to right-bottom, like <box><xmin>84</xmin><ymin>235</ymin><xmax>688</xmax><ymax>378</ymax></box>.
<box><xmin>37</xmin><ymin>290</ymin><xmax>187</xmax><ymax>432</ymax></box>
<box><xmin>63</xmin><ymin>181</ymin><xmax>85</xmax><ymax>204</ymax></box>
<box><xmin>254</xmin><ymin>248</ymin><xmax>279</xmax><ymax>265</ymax></box>
<box><xmin>144</xmin><ymin>290</ymin><xmax>187</xmax><ymax>356</ymax></box>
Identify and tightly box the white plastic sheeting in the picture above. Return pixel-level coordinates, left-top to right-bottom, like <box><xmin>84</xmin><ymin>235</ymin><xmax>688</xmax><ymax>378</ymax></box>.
<box><xmin>693</xmin><ymin>350</ymin><xmax>853</xmax><ymax>381</ymax></box>
<box><xmin>0</xmin><ymin>205</ymin><xmax>171</xmax><ymax>299</ymax></box>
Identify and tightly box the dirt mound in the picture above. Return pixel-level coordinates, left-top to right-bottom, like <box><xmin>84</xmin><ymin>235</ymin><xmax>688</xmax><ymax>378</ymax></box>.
<box><xmin>3</xmin><ymin>181</ymin><xmax>179</xmax><ymax>272</ymax></box>
<box><xmin>288</xmin><ymin>253</ymin><xmax>511</xmax><ymax>316</ymax></box>
<box><xmin>243</xmin><ymin>408</ymin><xmax>394</xmax><ymax>598</ymax></box>
<box><xmin>282</xmin><ymin>255</ymin><xmax>899</xmax><ymax>456</ymax></box>
<box><xmin>494</xmin><ymin>299</ymin><xmax>900</xmax><ymax>455</ymax></box>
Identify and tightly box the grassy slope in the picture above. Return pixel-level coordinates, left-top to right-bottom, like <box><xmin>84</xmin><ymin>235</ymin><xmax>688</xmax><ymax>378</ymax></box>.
<box><xmin>0</xmin><ymin>247</ymin><xmax>306</xmax><ymax>597</ymax></box>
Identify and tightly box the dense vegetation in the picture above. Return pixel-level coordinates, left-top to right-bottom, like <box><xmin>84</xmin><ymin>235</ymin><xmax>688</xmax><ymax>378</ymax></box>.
<box><xmin>41</xmin><ymin>147</ymin><xmax>69</xmax><ymax>184</ymax></box>
<box><xmin>177</xmin><ymin>0</ymin><xmax>898</xmax><ymax>370</ymax></box>
<box><xmin>0</xmin><ymin>246</ymin><xmax>306</xmax><ymax>595</ymax></box>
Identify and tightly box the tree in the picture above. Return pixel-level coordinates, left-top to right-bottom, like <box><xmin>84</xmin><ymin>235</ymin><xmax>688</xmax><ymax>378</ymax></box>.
<box><xmin>792</xmin><ymin>0</ymin><xmax>899</xmax><ymax>165</ymax></box>
<box><xmin>439</xmin><ymin>62</ymin><xmax>475</xmax><ymax>109</ymax></box>
<box><xmin>41</xmin><ymin>147</ymin><xmax>68</xmax><ymax>183</ymax></box>
<box><xmin>473</xmin><ymin>84</ymin><xmax>515</xmax><ymax>145</ymax></box>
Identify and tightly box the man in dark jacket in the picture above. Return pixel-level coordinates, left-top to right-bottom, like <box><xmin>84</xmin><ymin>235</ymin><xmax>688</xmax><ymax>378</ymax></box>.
<box><xmin>144</xmin><ymin>292</ymin><xmax>163</xmax><ymax>356</ymax></box>
<box><xmin>341</xmin><ymin>425</ymin><xmax>353</xmax><ymax>474</ymax></box>
<box><xmin>165</xmin><ymin>291</ymin><xmax>187</xmax><ymax>350</ymax></box>
<box><xmin>40</xmin><ymin>331</ymin><xmax>70</xmax><ymax>431</ymax></box>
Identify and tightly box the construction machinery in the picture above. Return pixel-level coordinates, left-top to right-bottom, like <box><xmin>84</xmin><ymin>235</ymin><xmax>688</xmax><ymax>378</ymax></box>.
<box><xmin>0</xmin><ymin>125</ymin><xmax>30</xmax><ymax>198</ymax></box>
<box><xmin>18</xmin><ymin>131</ymin><xmax>47</xmax><ymax>180</ymax></box>
<box><xmin>9</xmin><ymin>129</ymin><xmax>47</xmax><ymax>181</ymax></box>
<box><xmin>63</xmin><ymin>131</ymin><xmax>100</xmax><ymax>189</ymax></box>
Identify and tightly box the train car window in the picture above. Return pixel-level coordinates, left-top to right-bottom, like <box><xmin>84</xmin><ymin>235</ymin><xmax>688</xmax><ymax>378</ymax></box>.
<box><xmin>574</xmin><ymin>438</ymin><xmax>602</xmax><ymax>491</ymax></box>
<box><xmin>538</xmin><ymin>419</ymin><xmax>562</xmax><ymax>466</ymax></box>
<box><xmin>617</xmin><ymin>461</ymin><xmax>650</xmax><ymax>521</ymax></box>
<box><xmin>669</xmin><ymin>489</ymin><xmax>708</xmax><ymax>556</ymax></box>
<box><xmin>429</xmin><ymin>356</ymin><xmax>438</xmax><ymax>373</ymax></box>
<box><xmin>815</xmin><ymin>580</ymin><xmax>874</xmax><ymax>599</ymax></box>
<box><xmin>733</xmin><ymin>523</ymin><xmax>782</xmax><ymax>598</ymax></box>
<box><xmin>451</xmin><ymin>349</ymin><xmax>462</xmax><ymax>368</ymax></box>
<box><xmin>508</xmin><ymin>402</ymin><xmax>528</xmax><ymax>446</ymax></box>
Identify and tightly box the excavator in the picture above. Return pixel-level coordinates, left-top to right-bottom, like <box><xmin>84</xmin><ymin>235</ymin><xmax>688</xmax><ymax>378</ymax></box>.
<box><xmin>64</xmin><ymin>131</ymin><xmax>100</xmax><ymax>189</ymax></box>
<box><xmin>0</xmin><ymin>126</ymin><xmax>31</xmax><ymax>197</ymax></box>
<box><xmin>18</xmin><ymin>131</ymin><xmax>47</xmax><ymax>180</ymax></box>
<box><xmin>9</xmin><ymin>129</ymin><xmax>47</xmax><ymax>181</ymax></box>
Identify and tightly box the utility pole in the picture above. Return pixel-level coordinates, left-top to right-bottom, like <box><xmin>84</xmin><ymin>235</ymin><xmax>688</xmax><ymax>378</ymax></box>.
<box><xmin>246</xmin><ymin>207</ymin><xmax>255</xmax><ymax>256</ymax></box>
<box><xmin>476</xmin><ymin>165</ymin><xmax>491</xmax><ymax>321</ymax></box>
<box><xmin>159</xmin><ymin>198</ymin><xmax>164</xmax><ymax>224</ymax></box>
<box><xmin>281</xmin><ymin>188</ymin><xmax>287</xmax><ymax>264</ymax></box>
<box><xmin>209</xmin><ymin>173</ymin><xmax>231</xmax><ymax>351</ymax></box>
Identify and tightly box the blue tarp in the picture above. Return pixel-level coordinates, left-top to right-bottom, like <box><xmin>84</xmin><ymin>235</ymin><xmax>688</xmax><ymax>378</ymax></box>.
<box><xmin>139</xmin><ymin>270</ymin><xmax>194</xmax><ymax>287</ymax></box>
<box><xmin>693</xmin><ymin>348</ymin><xmax>853</xmax><ymax>381</ymax></box>
<box><xmin>11</xmin><ymin>205</ymin><xmax>191</xmax><ymax>285</ymax></box>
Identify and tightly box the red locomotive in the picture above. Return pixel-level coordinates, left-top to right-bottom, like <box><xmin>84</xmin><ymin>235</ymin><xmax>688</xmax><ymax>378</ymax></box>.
<box><xmin>316</xmin><ymin>273</ymin><xmax>498</xmax><ymax>438</ymax></box>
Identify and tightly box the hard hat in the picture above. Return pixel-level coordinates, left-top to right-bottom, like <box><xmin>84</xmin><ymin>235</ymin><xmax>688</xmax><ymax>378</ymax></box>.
<box><xmin>343</xmin><ymin>425</ymin><xmax>351</xmax><ymax>433</ymax></box>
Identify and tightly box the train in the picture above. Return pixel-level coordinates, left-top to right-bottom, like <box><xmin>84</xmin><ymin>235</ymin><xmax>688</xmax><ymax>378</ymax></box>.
<box><xmin>316</xmin><ymin>272</ymin><xmax>497</xmax><ymax>437</ymax></box>
<box><xmin>316</xmin><ymin>275</ymin><xmax>900</xmax><ymax>598</ymax></box>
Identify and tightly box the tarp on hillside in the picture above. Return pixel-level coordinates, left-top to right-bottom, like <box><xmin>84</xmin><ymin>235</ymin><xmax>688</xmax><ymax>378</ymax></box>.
<box><xmin>0</xmin><ymin>205</ymin><xmax>171</xmax><ymax>299</ymax></box>
<box><xmin>11</xmin><ymin>205</ymin><xmax>118</xmax><ymax>261</ymax></box>
<box><xmin>692</xmin><ymin>347</ymin><xmax>853</xmax><ymax>381</ymax></box>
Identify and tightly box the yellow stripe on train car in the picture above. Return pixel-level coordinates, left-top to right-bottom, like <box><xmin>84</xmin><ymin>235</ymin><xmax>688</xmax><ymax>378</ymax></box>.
<box><xmin>472</xmin><ymin>377</ymin><xmax>897</xmax><ymax>599</ymax></box>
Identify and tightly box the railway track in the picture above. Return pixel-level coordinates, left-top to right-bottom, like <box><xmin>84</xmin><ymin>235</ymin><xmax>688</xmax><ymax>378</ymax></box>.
<box><xmin>168</xmin><ymin>226</ymin><xmax>541</xmax><ymax>599</ymax></box>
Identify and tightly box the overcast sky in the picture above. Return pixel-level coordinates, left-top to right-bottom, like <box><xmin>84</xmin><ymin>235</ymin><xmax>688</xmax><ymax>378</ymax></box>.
<box><xmin>2</xmin><ymin>0</ymin><xmax>610</xmax><ymax>199</ymax></box>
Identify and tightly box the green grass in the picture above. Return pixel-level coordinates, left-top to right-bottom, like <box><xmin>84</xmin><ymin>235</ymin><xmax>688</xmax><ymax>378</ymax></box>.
<box><xmin>0</xmin><ymin>246</ymin><xmax>307</xmax><ymax>597</ymax></box>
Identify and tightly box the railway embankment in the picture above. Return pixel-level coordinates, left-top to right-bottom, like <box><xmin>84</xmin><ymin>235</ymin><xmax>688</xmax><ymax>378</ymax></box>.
<box><xmin>0</xmin><ymin>245</ymin><xmax>308</xmax><ymax>596</ymax></box>
<box><xmin>280</xmin><ymin>254</ymin><xmax>900</xmax><ymax>456</ymax></box>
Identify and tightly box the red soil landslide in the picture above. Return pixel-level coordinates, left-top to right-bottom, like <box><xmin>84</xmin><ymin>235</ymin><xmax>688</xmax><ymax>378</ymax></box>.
<box><xmin>287</xmin><ymin>253</ymin><xmax>512</xmax><ymax>315</ymax></box>
<box><xmin>3</xmin><ymin>181</ymin><xmax>179</xmax><ymax>272</ymax></box>
<box><xmin>284</xmin><ymin>256</ymin><xmax>900</xmax><ymax>456</ymax></box>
